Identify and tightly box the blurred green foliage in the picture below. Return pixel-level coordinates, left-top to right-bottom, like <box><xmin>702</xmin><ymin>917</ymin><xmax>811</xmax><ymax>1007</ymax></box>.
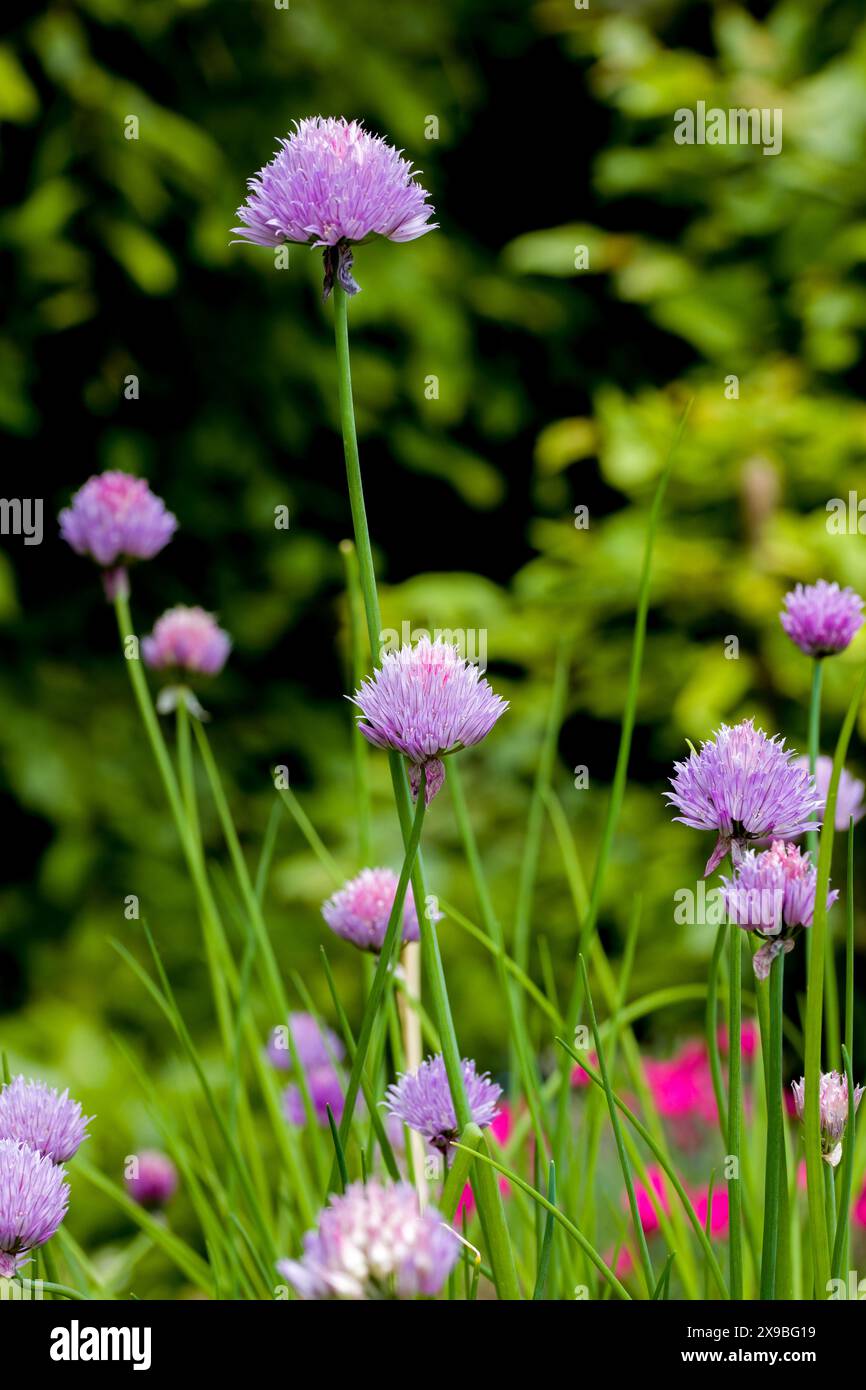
<box><xmin>2</xmin><ymin>0</ymin><xmax>866</xmax><ymax>1290</ymax></box>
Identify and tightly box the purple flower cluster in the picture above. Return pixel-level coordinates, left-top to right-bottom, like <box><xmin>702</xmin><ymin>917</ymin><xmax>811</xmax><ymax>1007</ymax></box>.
<box><xmin>0</xmin><ymin>1076</ymin><xmax>91</xmax><ymax>1164</ymax></box>
<box><xmin>780</xmin><ymin>580</ymin><xmax>864</xmax><ymax>657</ymax></box>
<box><xmin>267</xmin><ymin>1013</ymin><xmax>346</xmax><ymax>1131</ymax></box>
<box><xmin>0</xmin><ymin>1141</ymin><xmax>69</xmax><ymax>1278</ymax></box>
<box><xmin>142</xmin><ymin>606</ymin><xmax>231</xmax><ymax>679</ymax></box>
<box><xmin>233</xmin><ymin>117</ymin><xmax>437</xmax><ymax>298</ymax></box>
<box><xmin>791</xmin><ymin>1071</ymin><xmax>863</xmax><ymax>1167</ymax></box>
<box><xmin>351</xmin><ymin>637</ymin><xmax>508</xmax><ymax>805</ymax></box>
<box><xmin>666</xmin><ymin>720</ymin><xmax>823</xmax><ymax>876</ymax></box>
<box><xmin>321</xmin><ymin>867</ymin><xmax>420</xmax><ymax>953</ymax></box>
<box><xmin>278</xmin><ymin>1179</ymin><xmax>458</xmax><ymax>1300</ymax></box>
<box><xmin>384</xmin><ymin>1054</ymin><xmax>502</xmax><ymax>1154</ymax></box>
<box><xmin>59</xmin><ymin>471</ymin><xmax>177</xmax><ymax>597</ymax></box>
<box><xmin>0</xmin><ymin>1077</ymin><xmax>88</xmax><ymax>1276</ymax></box>
<box><xmin>722</xmin><ymin>841</ymin><xmax>838</xmax><ymax>979</ymax></box>
<box><xmin>124</xmin><ymin>1150</ymin><xmax>178</xmax><ymax>1209</ymax></box>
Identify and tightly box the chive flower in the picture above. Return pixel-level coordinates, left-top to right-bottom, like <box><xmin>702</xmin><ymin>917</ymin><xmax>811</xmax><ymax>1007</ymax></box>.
<box><xmin>665</xmin><ymin>719</ymin><xmax>823</xmax><ymax>876</ymax></box>
<box><xmin>233</xmin><ymin>117</ymin><xmax>437</xmax><ymax>298</ymax></box>
<box><xmin>780</xmin><ymin>580</ymin><xmax>864</xmax><ymax>657</ymax></box>
<box><xmin>142</xmin><ymin>606</ymin><xmax>231</xmax><ymax>679</ymax></box>
<box><xmin>59</xmin><ymin>471</ymin><xmax>177</xmax><ymax>599</ymax></box>
<box><xmin>351</xmin><ymin>636</ymin><xmax>508</xmax><ymax>805</ymax></box>
<box><xmin>278</xmin><ymin>1179</ymin><xmax>458</xmax><ymax>1300</ymax></box>
<box><xmin>791</xmin><ymin>1071</ymin><xmax>863</xmax><ymax>1167</ymax></box>
<box><xmin>125</xmin><ymin>1150</ymin><xmax>178</xmax><ymax>1208</ymax></box>
<box><xmin>0</xmin><ymin>1076</ymin><xmax>92</xmax><ymax>1164</ymax></box>
<box><xmin>284</xmin><ymin>1065</ymin><xmax>345</xmax><ymax>1128</ymax></box>
<box><xmin>383</xmin><ymin>1054</ymin><xmax>501</xmax><ymax>1155</ymax></box>
<box><xmin>266</xmin><ymin>1012</ymin><xmax>344</xmax><ymax>1074</ymax></box>
<box><xmin>0</xmin><ymin>1140</ymin><xmax>69</xmax><ymax>1276</ymax></box>
<box><xmin>321</xmin><ymin>867</ymin><xmax>421</xmax><ymax>953</ymax></box>
<box><xmin>721</xmin><ymin>840</ymin><xmax>838</xmax><ymax>980</ymax></box>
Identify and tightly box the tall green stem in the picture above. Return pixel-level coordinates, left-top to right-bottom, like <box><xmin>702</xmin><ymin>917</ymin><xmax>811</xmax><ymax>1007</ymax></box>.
<box><xmin>727</xmin><ymin>925</ymin><xmax>743</xmax><ymax>1298</ymax></box>
<box><xmin>804</xmin><ymin>656</ymin><xmax>866</xmax><ymax>1297</ymax></box>
<box><xmin>808</xmin><ymin>660</ymin><xmax>840</xmax><ymax>1068</ymax></box>
<box><xmin>759</xmin><ymin>951</ymin><xmax>784</xmax><ymax>1299</ymax></box>
<box><xmin>331</xmin><ymin>285</ymin><xmax>519</xmax><ymax>1296</ymax></box>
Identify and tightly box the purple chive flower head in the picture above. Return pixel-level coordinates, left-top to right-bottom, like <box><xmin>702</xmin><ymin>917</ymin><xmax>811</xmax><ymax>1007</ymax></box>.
<box><xmin>0</xmin><ymin>1076</ymin><xmax>92</xmax><ymax>1164</ymax></box>
<box><xmin>321</xmin><ymin>867</ymin><xmax>422</xmax><ymax>953</ymax></box>
<box><xmin>722</xmin><ymin>841</ymin><xmax>838</xmax><ymax>980</ymax></box>
<box><xmin>59</xmin><ymin>471</ymin><xmax>177</xmax><ymax>598</ymax></box>
<box><xmin>780</xmin><ymin>580</ymin><xmax>864</xmax><ymax>657</ymax></box>
<box><xmin>277</xmin><ymin>1179</ymin><xmax>458</xmax><ymax>1300</ymax></box>
<box><xmin>124</xmin><ymin>1150</ymin><xmax>178</xmax><ymax>1208</ymax></box>
<box><xmin>791</xmin><ymin>1071</ymin><xmax>863</xmax><ymax>1167</ymax></box>
<box><xmin>384</xmin><ymin>1054</ymin><xmax>502</xmax><ymax>1155</ymax></box>
<box><xmin>267</xmin><ymin>1012</ymin><xmax>344</xmax><ymax>1074</ymax></box>
<box><xmin>233</xmin><ymin>117</ymin><xmax>437</xmax><ymax>299</ymax></box>
<box><xmin>0</xmin><ymin>1140</ymin><xmax>69</xmax><ymax>1277</ymax></box>
<box><xmin>665</xmin><ymin>719</ymin><xmax>824</xmax><ymax>876</ymax></box>
<box><xmin>284</xmin><ymin>1065</ymin><xmax>345</xmax><ymax>1129</ymax></box>
<box><xmin>351</xmin><ymin>636</ymin><xmax>508</xmax><ymax>805</ymax></box>
<box><xmin>795</xmin><ymin>755</ymin><xmax>865</xmax><ymax>832</ymax></box>
<box><xmin>142</xmin><ymin>606</ymin><xmax>231</xmax><ymax>679</ymax></box>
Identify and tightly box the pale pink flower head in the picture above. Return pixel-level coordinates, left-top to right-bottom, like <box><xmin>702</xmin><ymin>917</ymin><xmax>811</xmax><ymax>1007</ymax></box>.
<box><xmin>628</xmin><ymin>1167</ymin><xmax>670</xmax><ymax>1236</ymax></box>
<box><xmin>351</xmin><ymin>636</ymin><xmax>508</xmax><ymax>805</ymax></box>
<box><xmin>780</xmin><ymin>580</ymin><xmax>864</xmax><ymax>657</ymax></box>
<box><xmin>142</xmin><ymin>606</ymin><xmax>231</xmax><ymax>679</ymax></box>
<box><xmin>233</xmin><ymin>117</ymin><xmax>437</xmax><ymax>299</ymax></box>
<box><xmin>321</xmin><ymin>867</ymin><xmax>421</xmax><ymax>953</ymax></box>
<box><xmin>791</xmin><ymin>1070</ymin><xmax>863</xmax><ymax>1166</ymax></box>
<box><xmin>59</xmin><ymin>471</ymin><xmax>177</xmax><ymax>598</ymax></box>
<box><xmin>794</xmin><ymin>755</ymin><xmax>865</xmax><ymax>832</ymax></box>
<box><xmin>0</xmin><ymin>1140</ymin><xmax>69</xmax><ymax>1277</ymax></box>
<box><xmin>722</xmin><ymin>840</ymin><xmax>838</xmax><ymax>980</ymax></box>
<box><xmin>277</xmin><ymin>1180</ymin><xmax>458</xmax><ymax>1300</ymax></box>
<box><xmin>125</xmin><ymin>1150</ymin><xmax>178</xmax><ymax>1208</ymax></box>
<box><xmin>0</xmin><ymin>1075</ymin><xmax>92</xmax><ymax>1164</ymax></box>
<box><xmin>666</xmin><ymin>720</ymin><xmax>823</xmax><ymax>876</ymax></box>
<box><xmin>694</xmin><ymin>1186</ymin><xmax>729</xmax><ymax>1238</ymax></box>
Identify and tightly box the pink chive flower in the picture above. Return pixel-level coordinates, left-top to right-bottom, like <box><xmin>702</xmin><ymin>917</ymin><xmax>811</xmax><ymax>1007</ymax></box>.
<box><xmin>284</xmin><ymin>1065</ymin><xmax>345</xmax><ymax>1129</ymax></box>
<box><xmin>0</xmin><ymin>1140</ymin><xmax>69</xmax><ymax>1276</ymax></box>
<box><xmin>794</xmin><ymin>755</ymin><xmax>865</xmax><ymax>832</ymax></box>
<box><xmin>718</xmin><ymin>1019</ymin><xmax>759</xmax><ymax>1060</ymax></box>
<box><xmin>855</xmin><ymin>1180</ymin><xmax>866</xmax><ymax>1229</ymax></box>
<box><xmin>383</xmin><ymin>1054</ymin><xmax>501</xmax><ymax>1155</ymax></box>
<box><xmin>277</xmin><ymin>1180</ymin><xmax>458</xmax><ymax>1300</ymax></box>
<box><xmin>233</xmin><ymin>117</ymin><xmax>437</xmax><ymax>299</ymax></box>
<box><xmin>59</xmin><ymin>471</ymin><xmax>177</xmax><ymax>599</ymax></box>
<box><xmin>142</xmin><ymin>606</ymin><xmax>231</xmax><ymax>679</ymax></box>
<box><xmin>791</xmin><ymin>1071</ymin><xmax>863</xmax><ymax>1167</ymax></box>
<box><xmin>0</xmin><ymin>1076</ymin><xmax>92</xmax><ymax>1164</ymax></box>
<box><xmin>351</xmin><ymin>636</ymin><xmax>508</xmax><ymax>805</ymax></box>
<box><xmin>722</xmin><ymin>840</ymin><xmax>838</xmax><ymax>980</ymax></box>
<box><xmin>125</xmin><ymin>1150</ymin><xmax>178</xmax><ymax>1208</ymax></box>
<box><xmin>666</xmin><ymin>719</ymin><xmax>823</xmax><ymax>876</ymax></box>
<box><xmin>266</xmin><ymin>1013</ymin><xmax>344</xmax><ymax>1074</ymax></box>
<box><xmin>644</xmin><ymin>1042</ymin><xmax>718</xmax><ymax>1139</ymax></box>
<box><xmin>780</xmin><ymin>580</ymin><xmax>865</xmax><ymax>657</ymax></box>
<box><xmin>455</xmin><ymin>1104</ymin><xmax>512</xmax><ymax>1221</ymax></box>
<box><xmin>321</xmin><ymin>867</ymin><xmax>422</xmax><ymax>953</ymax></box>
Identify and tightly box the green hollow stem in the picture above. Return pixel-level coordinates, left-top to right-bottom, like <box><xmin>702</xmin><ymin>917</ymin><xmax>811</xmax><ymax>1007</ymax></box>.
<box><xmin>759</xmin><ymin>951</ymin><xmax>784</xmax><ymax>1299</ymax></box>
<box><xmin>808</xmin><ymin>660</ymin><xmax>841</xmax><ymax>1071</ymax></box>
<box><xmin>553</xmin><ymin>401</ymin><xmax>691</xmax><ymax>1173</ymax></box>
<box><xmin>727</xmin><ymin>924</ymin><xmax>743</xmax><ymax>1299</ymax></box>
<box><xmin>331</xmin><ymin>285</ymin><xmax>519</xmax><ymax>1295</ymax></box>
<box><xmin>804</xmin><ymin>655</ymin><xmax>866</xmax><ymax>1298</ymax></box>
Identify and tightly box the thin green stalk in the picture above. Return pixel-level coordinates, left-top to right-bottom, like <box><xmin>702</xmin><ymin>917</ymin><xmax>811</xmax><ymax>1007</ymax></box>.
<box><xmin>554</xmin><ymin>401</ymin><xmax>692</xmax><ymax>1170</ymax></box>
<box><xmin>706</xmin><ymin>923</ymin><xmax>728</xmax><ymax>1138</ymax></box>
<box><xmin>340</xmin><ymin>538</ymin><xmax>373</xmax><ymax>864</ymax></box>
<box><xmin>804</xmin><ymin>655</ymin><xmax>866</xmax><ymax>1298</ymax></box>
<box><xmin>579</xmin><ymin>955</ymin><xmax>654</xmax><ymax>1295</ymax></box>
<box><xmin>832</xmin><ymin>1043</ymin><xmax>857</xmax><ymax>1281</ymax></box>
<box><xmin>759</xmin><ymin>951</ymin><xmax>784</xmax><ymax>1299</ymax></box>
<box><xmin>808</xmin><ymin>660</ymin><xmax>841</xmax><ymax>1072</ymax></box>
<box><xmin>331</xmin><ymin>283</ymin><xmax>518</xmax><ymax>1297</ymax></box>
<box><xmin>728</xmin><ymin>924</ymin><xmax>743</xmax><ymax>1298</ymax></box>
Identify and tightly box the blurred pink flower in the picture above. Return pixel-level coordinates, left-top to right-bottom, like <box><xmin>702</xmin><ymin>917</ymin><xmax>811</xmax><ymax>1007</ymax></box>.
<box><xmin>717</xmin><ymin>1018</ymin><xmax>759</xmax><ymax>1061</ymax></box>
<box><xmin>570</xmin><ymin>1052</ymin><xmax>598</xmax><ymax>1088</ymax></box>
<box><xmin>694</xmin><ymin>1186</ymin><xmax>729</xmax><ymax>1238</ymax></box>
<box><xmin>645</xmin><ymin>1041</ymin><xmax>718</xmax><ymax>1132</ymax></box>
<box><xmin>628</xmin><ymin>1166</ymin><xmax>670</xmax><ymax>1236</ymax></box>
